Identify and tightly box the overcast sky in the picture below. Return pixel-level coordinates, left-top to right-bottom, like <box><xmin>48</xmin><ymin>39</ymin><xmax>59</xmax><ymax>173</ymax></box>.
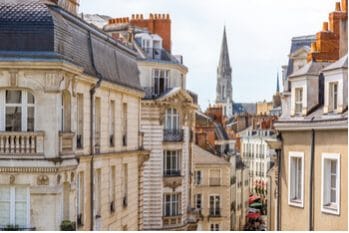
<box><xmin>80</xmin><ymin>0</ymin><xmax>338</xmax><ymax>110</ymax></box>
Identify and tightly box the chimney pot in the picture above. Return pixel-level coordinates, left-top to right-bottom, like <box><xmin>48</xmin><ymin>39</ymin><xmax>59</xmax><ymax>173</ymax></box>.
<box><xmin>149</xmin><ymin>13</ymin><xmax>153</xmax><ymax>19</ymax></box>
<box><xmin>311</xmin><ymin>42</ymin><xmax>317</xmax><ymax>52</ymax></box>
<box><xmin>132</xmin><ymin>14</ymin><xmax>135</xmax><ymax>19</ymax></box>
<box><xmin>166</xmin><ymin>14</ymin><xmax>170</xmax><ymax>19</ymax></box>
<box><xmin>322</xmin><ymin>22</ymin><xmax>329</xmax><ymax>31</ymax></box>
<box><xmin>140</xmin><ymin>14</ymin><xmax>143</xmax><ymax>19</ymax></box>
<box><xmin>335</xmin><ymin>2</ymin><xmax>341</xmax><ymax>11</ymax></box>
<box><xmin>342</xmin><ymin>0</ymin><xmax>348</xmax><ymax>12</ymax></box>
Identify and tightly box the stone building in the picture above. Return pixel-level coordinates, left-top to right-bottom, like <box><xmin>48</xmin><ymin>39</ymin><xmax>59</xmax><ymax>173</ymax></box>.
<box><xmin>104</xmin><ymin>14</ymin><xmax>198</xmax><ymax>230</ymax></box>
<box><xmin>274</xmin><ymin>1</ymin><xmax>348</xmax><ymax>230</ymax></box>
<box><xmin>0</xmin><ymin>0</ymin><xmax>148</xmax><ymax>230</ymax></box>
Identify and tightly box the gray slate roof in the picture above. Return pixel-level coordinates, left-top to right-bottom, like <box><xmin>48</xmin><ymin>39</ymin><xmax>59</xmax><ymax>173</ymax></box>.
<box><xmin>0</xmin><ymin>0</ymin><xmax>143</xmax><ymax>92</ymax></box>
<box><xmin>323</xmin><ymin>54</ymin><xmax>348</xmax><ymax>71</ymax></box>
<box><xmin>289</xmin><ymin>61</ymin><xmax>330</xmax><ymax>78</ymax></box>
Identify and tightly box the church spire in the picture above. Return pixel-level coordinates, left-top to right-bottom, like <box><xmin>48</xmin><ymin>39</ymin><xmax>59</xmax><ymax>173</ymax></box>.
<box><xmin>276</xmin><ymin>72</ymin><xmax>280</xmax><ymax>93</ymax></box>
<box><xmin>216</xmin><ymin>26</ymin><xmax>232</xmax><ymax>105</ymax></box>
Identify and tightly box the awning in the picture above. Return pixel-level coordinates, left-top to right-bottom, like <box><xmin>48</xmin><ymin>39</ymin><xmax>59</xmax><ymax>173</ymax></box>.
<box><xmin>246</xmin><ymin>212</ymin><xmax>261</xmax><ymax>219</ymax></box>
<box><xmin>248</xmin><ymin>195</ymin><xmax>260</xmax><ymax>204</ymax></box>
<box><xmin>249</xmin><ymin>202</ymin><xmax>263</xmax><ymax>208</ymax></box>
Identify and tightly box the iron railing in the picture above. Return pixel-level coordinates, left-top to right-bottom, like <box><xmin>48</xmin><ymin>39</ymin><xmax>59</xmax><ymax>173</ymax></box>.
<box><xmin>163</xmin><ymin>129</ymin><xmax>184</xmax><ymax>142</ymax></box>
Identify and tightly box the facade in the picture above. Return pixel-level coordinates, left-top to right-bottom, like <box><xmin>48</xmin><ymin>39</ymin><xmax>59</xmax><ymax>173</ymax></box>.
<box><xmin>0</xmin><ymin>0</ymin><xmax>148</xmax><ymax>231</ymax></box>
<box><xmin>275</xmin><ymin>1</ymin><xmax>348</xmax><ymax>230</ymax></box>
<box><xmin>192</xmin><ymin>145</ymin><xmax>231</xmax><ymax>231</ymax></box>
<box><xmin>104</xmin><ymin>14</ymin><xmax>198</xmax><ymax>230</ymax></box>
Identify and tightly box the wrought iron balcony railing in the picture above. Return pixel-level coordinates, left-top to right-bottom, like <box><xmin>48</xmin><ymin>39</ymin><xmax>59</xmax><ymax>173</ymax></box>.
<box><xmin>163</xmin><ymin>170</ymin><xmax>181</xmax><ymax>177</ymax></box>
<box><xmin>163</xmin><ymin>129</ymin><xmax>184</xmax><ymax>142</ymax></box>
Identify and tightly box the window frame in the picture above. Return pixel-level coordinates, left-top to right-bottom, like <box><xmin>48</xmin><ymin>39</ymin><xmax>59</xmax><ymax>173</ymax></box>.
<box><xmin>321</xmin><ymin>153</ymin><xmax>340</xmax><ymax>215</ymax></box>
<box><xmin>294</xmin><ymin>87</ymin><xmax>303</xmax><ymax>114</ymax></box>
<box><xmin>163</xmin><ymin>150</ymin><xmax>181</xmax><ymax>176</ymax></box>
<box><xmin>164</xmin><ymin>193</ymin><xmax>181</xmax><ymax>217</ymax></box>
<box><xmin>165</xmin><ymin>108</ymin><xmax>179</xmax><ymax>130</ymax></box>
<box><xmin>329</xmin><ymin>82</ymin><xmax>339</xmax><ymax>112</ymax></box>
<box><xmin>288</xmin><ymin>151</ymin><xmax>304</xmax><ymax>208</ymax></box>
<box><xmin>194</xmin><ymin>193</ymin><xmax>202</xmax><ymax>209</ymax></box>
<box><xmin>194</xmin><ymin>170</ymin><xmax>202</xmax><ymax>185</ymax></box>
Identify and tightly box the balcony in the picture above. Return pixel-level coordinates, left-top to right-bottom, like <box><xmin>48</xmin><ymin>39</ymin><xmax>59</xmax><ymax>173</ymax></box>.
<box><xmin>164</xmin><ymin>170</ymin><xmax>181</xmax><ymax>177</ymax></box>
<box><xmin>0</xmin><ymin>131</ymin><xmax>44</xmax><ymax>156</ymax></box>
<box><xmin>209</xmin><ymin>208</ymin><xmax>221</xmax><ymax>217</ymax></box>
<box><xmin>163</xmin><ymin>129</ymin><xmax>184</xmax><ymax>142</ymax></box>
<box><xmin>163</xmin><ymin>170</ymin><xmax>182</xmax><ymax>188</ymax></box>
<box><xmin>209</xmin><ymin>177</ymin><xmax>221</xmax><ymax>186</ymax></box>
<box><xmin>59</xmin><ymin>131</ymin><xmax>75</xmax><ymax>155</ymax></box>
<box><xmin>163</xmin><ymin>214</ymin><xmax>182</xmax><ymax>227</ymax></box>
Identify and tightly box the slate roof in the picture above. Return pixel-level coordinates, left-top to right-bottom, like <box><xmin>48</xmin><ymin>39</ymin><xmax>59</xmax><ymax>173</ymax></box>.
<box><xmin>193</xmin><ymin>144</ymin><xmax>229</xmax><ymax>165</ymax></box>
<box><xmin>0</xmin><ymin>0</ymin><xmax>143</xmax><ymax>92</ymax></box>
<box><xmin>288</xmin><ymin>61</ymin><xmax>330</xmax><ymax>78</ymax></box>
<box><xmin>322</xmin><ymin>54</ymin><xmax>348</xmax><ymax>71</ymax></box>
<box><xmin>286</xmin><ymin>35</ymin><xmax>315</xmax><ymax>77</ymax></box>
<box><xmin>233</xmin><ymin>102</ymin><xmax>257</xmax><ymax>115</ymax></box>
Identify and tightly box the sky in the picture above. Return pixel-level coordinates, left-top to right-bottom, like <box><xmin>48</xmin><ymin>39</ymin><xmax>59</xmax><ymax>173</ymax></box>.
<box><xmin>80</xmin><ymin>0</ymin><xmax>338</xmax><ymax>110</ymax></box>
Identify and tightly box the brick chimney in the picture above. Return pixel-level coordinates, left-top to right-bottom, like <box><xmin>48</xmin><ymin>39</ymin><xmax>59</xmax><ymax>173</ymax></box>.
<box><xmin>44</xmin><ymin>0</ymin><xmax>80</xmax><ymax>14</ymax></box>
<box><xmin>108</xmin><ymin>13</ymin><xmax>172</xmax><ymax>52</ymax></box>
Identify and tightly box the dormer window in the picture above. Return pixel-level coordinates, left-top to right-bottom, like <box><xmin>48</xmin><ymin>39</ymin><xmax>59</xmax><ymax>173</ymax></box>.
<box><xmin>329</xmin><ymin>82</ymin><xmax>338</xmax><ymax>112</ymax></box>
<box><xmin>152</xmin><ymin>69</ymin><xmax>169</xmax><ymax>96</ymax></box>
<box><xmin>295</xmin><ymin>88</ymin><xmax>303</xmax><ymax>114</ymax></box>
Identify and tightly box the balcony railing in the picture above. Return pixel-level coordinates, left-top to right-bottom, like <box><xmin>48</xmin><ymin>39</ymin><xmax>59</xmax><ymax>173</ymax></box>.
<box><xmin>163</xmin><ymin>214</ymin><xmax>182</xmax><ymax>226</ymax></box>
<box><xmin>163</xmin><ymin>170</ymin><xmax>181</xmax><ymax>177</ymax></box>
<box><xmin>163</xmin><ymin>129</ymin><xmax>184</xmax><ymax>142</ymax></box>
<box><xmin>59</xmin><ymin>131</ymin><xmax>75</xmax><ymax>155</ymax></box>
<box><xmin>209</xmin><ymin>208</ymin><xmax>221</xmax><ymax>217</ymax></box>
<box><xmin>0</xmin><ymin>131</ymin><xmax>44</xmax><ymax>155</ymax></box>
<box><xmin>209</xmin><ymin>177</ymin><xmax>221</xmax><ymax>186</ymax></box>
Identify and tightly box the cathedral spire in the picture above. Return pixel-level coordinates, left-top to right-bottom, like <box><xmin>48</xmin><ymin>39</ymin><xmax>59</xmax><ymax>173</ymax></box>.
<box><xmin>216</xmin><ymin>26</ymin><xmax>232</xmax><ymax>105</ymax></box>
<box><xmin>276</xmin><ymin>72</ymin><xmax>280</xmax><ymax>93</ymax></box>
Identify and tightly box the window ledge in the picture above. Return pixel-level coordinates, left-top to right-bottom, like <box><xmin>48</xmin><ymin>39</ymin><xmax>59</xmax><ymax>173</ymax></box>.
<box><xmin>321</xmin><ymin>205</ymin><xmax>339</xmax><ymax>215</ymax></box>
<box><xmin>288</xmin><ymin>199</ymin><xmax>303</xmax><ymax>208</ymax></box>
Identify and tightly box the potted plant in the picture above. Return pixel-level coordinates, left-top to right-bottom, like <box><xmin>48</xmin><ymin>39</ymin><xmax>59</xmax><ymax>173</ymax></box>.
<box><xmin>60</xmin><ymin>220</ymin><xmax>76</xmax><ymax>231</ymax></box>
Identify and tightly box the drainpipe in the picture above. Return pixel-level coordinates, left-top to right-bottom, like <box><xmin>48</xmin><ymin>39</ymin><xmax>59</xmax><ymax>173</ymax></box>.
<box><xmin>309</xmin><ymin>129</ymin><xmax>315</xmax><ymax>231</ymax></box>
<box><xmin>88</xmin><ymin>31</ymin><xmax>103</xmax><ymax>231</ymax></box>
<box><xmin>276</xmin><ymin>137</ymin><xmax>282</xmax><ymax>231</ymax></box>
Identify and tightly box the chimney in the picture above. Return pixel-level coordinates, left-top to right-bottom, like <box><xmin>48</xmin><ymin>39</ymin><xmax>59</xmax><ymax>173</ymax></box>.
<box><xmin>342</xmin><ymin>0</ymin><xmax>348</xmax><ymax>12</ymax></box>
<box><xmin>310</xmin><ymin>42</ymin><xmax>317</xmax><ymax>52</ymax></box>
<box><xmin>335</xmin><ymin>2</ymin><xmax>341</xmax><ymax>11</ymax></box>
<box><xmin>322</xmin><ymin>22</ymin><xmax>329</xmax><ymax>31</ymax></box>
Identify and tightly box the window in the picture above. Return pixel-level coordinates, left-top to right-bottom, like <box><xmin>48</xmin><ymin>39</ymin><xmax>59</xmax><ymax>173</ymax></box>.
<box><xmin>210</xmin><ymin>224</ymin><xmax>220</xmax><ymax>231</ymax></box>
<box><xmin>122</xmin><ymin>164</ymin><xmax>128</xmax><ymax>208</ymax></box>
<box><xmin>164</xmin><ymin>151</ymin><xmax>181</xmax><ymax>176</ymax></box>
<box><xmin>77</xmin><ymin>171</ymin><xmax>84</xmax><ymax>225</ymax></box>
<box><xmin>3</xmin><ymin>90</ymin><xmax>35</xmax><ymax>131</ymax></box>
<box><xmin>194</xmin><ymin>170</ymin><xmax>202</xmax><ymax>185</ymax></box>
<box><xmin>321</xmin><ymin>153</ymin><xmax>340</xmax><ymax>215</ymax></box>
<box><xmin>76</xmin><ymin>93</ymin><xmax>84</xmax><ymax>149</ymax></box>
<box><xmin>329</xmin><ymin>82</ymin><xmax>338</xmax><ymax>112</ymax></box>
<box><xmin>0</xmin><ymin>186</ymin><xmax>29</xmax><ymax>227</ymax></box>
<box><xmin>194</xmin><ymin>194</ymin><xmax>202</xmax><ymax>209</ymax></box>
<box><xmin>95</xmin><ymin>97</ymin><xmax>101</xmax><ymax>152</ymax></box>
<box><xmin>122</xmin><ymin>103</ymin><xmax>127</xmax><ymax>147</ymax></box>
<box><xmin>152</xmin><ymin>69</ymin><xmax>169</xmax><ymax>96</ymax></box>
<box><xmin>61</xmin><ymin>91</ymin><xmax>71</xmax><ymax>131</ymax></box>
<box><xmin>94</xmin><ymin>169</ymin><xmax>101</xmax><ymax>217</ymax></box>
<box><xmin>165</xmin><ymin>108</ymin><xmax>179</xmax><ymax>130</ymax></box>
<box><xmin>209</xmin><ymin>195</ymin><xmax>220</xmax><ymax>216</ymax></box>
<box><xmin>109</xmin><ymin>100</ymin><xmax>115</xmax><ymax>147</ymax></box>
<box><xmin>288</xmin><ymin>152</ymin><xmax>304</xmax><ymax>207</ymax></box>
<box><xmin>110</xmin><ymin>166</ymin><xmax>116</xmax><ymax>213</ymax></box>
<box><xmin>164</xmin><ymin>193</ymin><xmax>180</xmax><ymax>216</ymax></box>
<box><xmin>295</xmin><ymin>88</ymin><xmax>303</xmax><ymax>114</ymax></box>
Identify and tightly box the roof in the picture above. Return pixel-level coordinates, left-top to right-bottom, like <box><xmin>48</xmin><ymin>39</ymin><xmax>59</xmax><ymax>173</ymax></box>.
<box><xmin>233</xmin><ymin>102</ymin><xmax>257</xmax><ymax>115</ymax></box>
<box><xmin>213</xmin><ymin>122</ymin><xmax>229</xmax><ymax>140</ymax></box>
<box><xmin>288</xmin><ymin>61</ymin><xmax>330</xmax><ymax>78</ymax></box>
<box><xmin>193</xmin><ymin>144</ymin><xmax>229</xmax><ymax>165</ymax></box>
<box><xmin>286</xmin><ymin>35</ymin><xmax>315</xmax><ymax>77</ymax></box>
<box><xmin>0</xmin><ymin>0</ymin><xmax>143</xmax><ymax>92</ymax></box>
<box><xmin>218</xmin><ymin>26</ymin><xmax>231</xmax><ymax>72</ymax></box>
<box><xmin>322</xmin><ymin>54</ymin><xmax>348</xmax><ymax>72</ymax></box>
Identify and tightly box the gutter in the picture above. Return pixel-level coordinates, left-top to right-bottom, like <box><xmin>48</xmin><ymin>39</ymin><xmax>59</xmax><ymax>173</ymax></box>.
<box><xmin>88</xmin><ymin>31</ymin><xmax>103</xmax><ymax>231</ymax></box>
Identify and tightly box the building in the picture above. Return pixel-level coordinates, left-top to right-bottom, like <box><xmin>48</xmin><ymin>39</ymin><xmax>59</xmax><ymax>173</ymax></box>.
<box><xmin>274</xmin><ymin>1</ymin><xmax>348</xmax><ymax>230</ymax></box>
<box><xmin>0</xmin><ymin>0</ymin><xmax>149</xmax><ymax>230</ymax></box>
<box><xmin>104</xmin><ymin>14</ymin><xmax>198</xmax><ymax>230</ymax></box>
<box><xmin>192</xmin><ymin>145</ymin><xmax>231</xmax><ymax>231</ymax></box>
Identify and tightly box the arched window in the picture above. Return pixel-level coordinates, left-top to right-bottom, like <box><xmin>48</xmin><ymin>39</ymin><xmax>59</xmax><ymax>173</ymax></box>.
<box><xmin>4</xmin><ymin>90</ymin><xmax>35</xmax><ymax>131</ymax></box>
<box><xmin>61</xmin><ymin>91</ymin><xmax>71</xmax><ymax>132</ymax></box>
<box><xmin>165</xmin><ymin>108</ymin><xmax>179</xmax><ymax>130</ymax></box>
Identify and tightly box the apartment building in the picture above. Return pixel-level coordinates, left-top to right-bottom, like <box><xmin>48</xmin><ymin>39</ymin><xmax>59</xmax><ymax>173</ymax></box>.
<box><xmin>0</xmin><ymin>0</ymin><xmax>148</xmax><ymax>230</ymax></box>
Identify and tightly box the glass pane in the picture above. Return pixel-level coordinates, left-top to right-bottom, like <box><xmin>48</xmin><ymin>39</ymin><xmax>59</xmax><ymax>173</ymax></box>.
<box><xmin>330</xmin><ymin>190</ymin><xmax>336</xmax><ymax>203</ymax></box>
<box><xmin>6</xmin><ymin>107</ymin><xmax>21</xmax><ymax>131</ymax></box>
<box><xmin>0</xmin><ymin>202</ymin><xmax>10</xmax><ymax>225</ymax></box>
<box><xmin>6</xmin><ymin>90</ymin><xmax>21</xmax><ymax>104</ymax></box>
<box><xmin>0</xmin><ymin>187</ymin><xmax>10</xmax><ymax>201</ymax></box>
<box><xmin>331</xmin><ymin>160</ymin><xmax>336</xmax><ymax>174</ymax></box>
<box><xmin>27</xmin><ymin>92</ymin><xmax>34</xmax><ymax>104</ymax></box>
<box><xmin>331</xmin><ymin>175</ymin><xmax>336</xmax><ymax>189</ymax></box>
<box><xmin>27</xmin><ymin>107</ymin><xmax>34</xmax><ymax>132</ymax></box>
<box><xmin>15</xmin><ymin>202</ymin><xmax>27</xmax><ymax>226</ymax></box>
<box><xmin>15</xmin><ymin>187</ymin><xmax>26</xmax><ymax>201</ymax></box>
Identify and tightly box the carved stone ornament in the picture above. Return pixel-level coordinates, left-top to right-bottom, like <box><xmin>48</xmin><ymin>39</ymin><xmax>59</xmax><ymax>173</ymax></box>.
<box><xmin>9</xmin><ymin>70</ymin><xmax>18</xmax><ymax>87</ymax></box>
<box><xmin>37</xmin><ymin>175</ymin><xmax>49</xmax><ymax>185</ymax></box>
<box><xmin>9</xmin><ymin>175</ymin><xmax>15</xmax><ymax>185</ymax></box>
<box><xmin>44</xmin><ymin>72</ymin><xmax>64</xmax><ymax>92</ymax></box>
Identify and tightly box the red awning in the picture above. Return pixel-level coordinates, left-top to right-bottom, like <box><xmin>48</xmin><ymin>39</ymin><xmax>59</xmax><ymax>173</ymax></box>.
<box><xmin>246</xmin><ymin>212</ymin><xmax>261</xmax><ymax>220</ymax></box>
<box><xmin>248</xmin><ymin>195</ymin><xmax>261</xmax><ymax>204</ymax></box>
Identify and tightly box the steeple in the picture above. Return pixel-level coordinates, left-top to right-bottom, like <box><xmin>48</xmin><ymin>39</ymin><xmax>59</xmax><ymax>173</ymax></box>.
<box><xmin>216</xmin><ymin>26</ymin><xmax>232</xmax><ymax>105</ymax></box>
<box><xmin>276</xmin><ymin>72</ymin><xmax>280</xmax><ymax>93</ymax></box>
